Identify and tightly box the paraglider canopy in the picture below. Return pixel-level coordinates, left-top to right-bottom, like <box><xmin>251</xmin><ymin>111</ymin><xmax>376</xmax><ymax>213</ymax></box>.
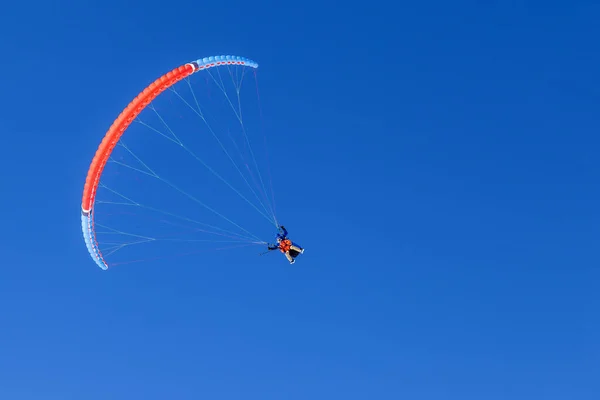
<box><xmin>80</xmin><ymin>55</ymin><xmax>285</xmax><ymax>270</ymax></box>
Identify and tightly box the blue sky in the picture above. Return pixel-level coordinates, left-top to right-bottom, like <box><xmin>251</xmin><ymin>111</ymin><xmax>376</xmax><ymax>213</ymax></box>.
<box><xmin>1</xmin><ymin>0</ymin><xmax>598</xmax><ymax>398</ymax></box>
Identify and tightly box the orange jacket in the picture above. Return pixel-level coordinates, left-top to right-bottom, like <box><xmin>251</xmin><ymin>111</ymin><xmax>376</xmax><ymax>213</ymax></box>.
<box><xmin>279</xmin><ymin>239</ymin><xmax>292</xmax><ymax>253</ymax></box>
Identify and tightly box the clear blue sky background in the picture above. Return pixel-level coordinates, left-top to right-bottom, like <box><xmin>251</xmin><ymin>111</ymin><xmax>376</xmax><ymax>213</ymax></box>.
<box><xmin>1</xmin><ymin>0</ymin><xmax>598</xmax><ymax>398</ymax></box>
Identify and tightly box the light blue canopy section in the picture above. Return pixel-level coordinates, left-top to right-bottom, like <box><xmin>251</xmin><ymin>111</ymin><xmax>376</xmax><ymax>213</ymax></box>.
<box><xmin>81</xmin><ymin>212</ymin><xmax>108</xmax><ymax>270</ymax></box>
<box><xmin>194</xmin><ymin>55</ymin><xmax>258</xmax><ymax>69</ymax></box>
